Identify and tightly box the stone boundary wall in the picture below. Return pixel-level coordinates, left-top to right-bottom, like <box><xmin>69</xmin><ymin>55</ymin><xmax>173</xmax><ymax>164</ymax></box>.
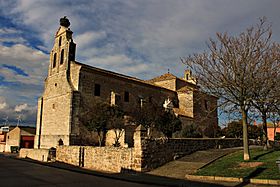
<box><xmin>56</xmin><ymin>146</ymin><xmax>80</xmax><ymax>166</ymax></box>
<box><xmin>0</xmin><ymin>143</ymin><xmax>5</xmax><ymax>152</ymax></box>
<box><xmin>19</xmin><ymin>148</ymin><xmax>50</xmax><ymax>162</ymax></box>
<box><xmin>56</xmin><ymin>138</ymin><xmax>242</xmax><ymax>173</ymax></box>
<box><xmin>140</xmin><ymin>138</ymin><xmax>243</xmax><ymax>171</ymax></box>
<box><xmin>56</xmin><ymin>146</ymin><xmax>138</xmax><ymax>172</ymax></box>
<box><xmin>84</xmin><ymin>146</ymin><xmax>134</xmax><ymax>172</ymax></box>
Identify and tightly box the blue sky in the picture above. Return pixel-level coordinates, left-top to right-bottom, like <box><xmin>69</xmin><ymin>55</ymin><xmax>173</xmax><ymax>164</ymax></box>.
<box><xmin>0</xmin><ymin>0</ymin><xmax>280</xmax><ymax>126</ymax></box>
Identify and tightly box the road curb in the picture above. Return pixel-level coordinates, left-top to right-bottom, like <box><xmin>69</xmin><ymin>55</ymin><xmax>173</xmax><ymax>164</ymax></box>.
<box><xmin>185</xmin><ymin>174</ymin><xmax>280</xmax><ymax>185</ymax></box>
<box><xmin>250</xmin><ymin>178</ymin><xmax>280</xmax><ymax>185</ymax></box>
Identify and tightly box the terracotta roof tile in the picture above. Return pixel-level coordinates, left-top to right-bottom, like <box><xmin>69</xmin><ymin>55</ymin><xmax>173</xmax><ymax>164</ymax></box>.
<box><xmin>146</xmin><ymin>73</ymin><xmax>177</xmax><ymax>83</ymax></box>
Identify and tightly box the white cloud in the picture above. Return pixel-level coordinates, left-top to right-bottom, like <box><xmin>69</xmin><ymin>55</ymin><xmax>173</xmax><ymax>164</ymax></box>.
<box><xmin>0</xmin><ymin>44</ymin><xmax>49</xmax><ymax>85</ymax></box>
<box><xmin>14</xmin><ymin>103</ymin><xmax>28</xmax><ymax>112</ymax></box>
<box><xmin>88</xmin><ymin>54</ymin><xmax>132</xmax><ymax>66</ymax></box>
<box><xmin>0</xmin><ymin>95</ymin><xmax>37</xmax><ymax>125</ymax></box>
<box><xmin>75</xmin><ymin>31</ymin><xmax>107</xmax><ymax>49</ymax></box>
<box><xmin>0</xmin><ymin>44</ymin><xmax>47</xmax><ymax>124</ymax></box>
<box><xmin>118</xmin><ymin>63</ymin><xmax>150</xmax><ymax>75</ymax></box>
<box><xmin>84</xmin><ymin>54</ymin><xmax>151</xmax><ymax>76</ymax></box>
<box><xmin>1</xmin><ymin>0</ymin><xmax>280</xmax><ymax>125</ymax></box>
<box><xmin>0</xmin><ymin>28</ymin><xmax>21</xmax><ymax>34</ymax></box>
<box><xmin>0</xmin><ymin>27</ymin><xmax>26</xmax><ymax>45</ymax></box>
<box><xmin>0</xmin><ymin>102</ymin><xmax>7</xmax><ymax>110</ymax></box>
<box><xmin>0</xmin><ymin>37</ymin><xmax>26</xmax><ymax>44</ymax></box>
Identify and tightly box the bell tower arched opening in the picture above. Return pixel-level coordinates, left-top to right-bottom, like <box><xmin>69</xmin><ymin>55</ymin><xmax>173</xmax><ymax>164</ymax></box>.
<box><xmin>48</xmin><ymin>16</ymin><xmax>76</xmax><ymax>76</ymax></box>
<box><xmin>60</xmin><ymin>49</ymin><xmax>64</xmax><ymax>65</ymax></box>
<box><xmin>59</xmin><ymin>36</ymin><xmax>62</xmax><ymax>46</ymax></box>
<box><xmin>53</xmin><ymin>53</ymin><xmax>57</xmax><ymax>68</ymax></box>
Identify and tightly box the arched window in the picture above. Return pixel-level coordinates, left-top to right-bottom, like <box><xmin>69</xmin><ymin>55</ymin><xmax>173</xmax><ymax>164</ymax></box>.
<box><xmin>58</xmin><ymin>36</ymin><xmax>62</xmax><ymax>46</ymax></box>
<box><xmin>53</xmin><ymin>53</ymin><xmax>57</xmax><ymax>68</ymax></box>
<box><xmin>60</xmin><ymin>49</ymin><xmax>64</xmax><ymax>65</ymax></box>
<box><xmin>58</xmin><ymin>139</ymin><xmax>64</xmax><ymax>145</ymax></box>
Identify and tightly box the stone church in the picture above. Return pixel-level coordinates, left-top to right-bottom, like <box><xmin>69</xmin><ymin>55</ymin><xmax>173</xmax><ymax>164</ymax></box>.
<box><xmin>34</xmin><ymin>17</ymin><xmax>218</xmax><ymax>149</ymax></box>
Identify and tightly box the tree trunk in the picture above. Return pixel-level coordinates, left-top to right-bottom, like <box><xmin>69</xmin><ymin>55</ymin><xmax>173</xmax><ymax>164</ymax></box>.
<box><xmin>274</xmin><ymin>123</ymin><xmax>277</xmax><ymax>147</ymax></box>
<box><xmin>98</xmin><ymin>131</ymin><xmax>102</xmax><ymax>147</ymax></box>
<box><xmin>114</xmin><ymin>129</ymin><xmax>123</xmax><ymax>147</ymax></box>
<box><xmin>241</xmin><ymin>107</ymin><xmax>250</xmax><ymax>160</ymax></box>
<box><xmin>261</xmin><ymin>113</ymin><xmax>269</xmax><ymax>150</ymax></box>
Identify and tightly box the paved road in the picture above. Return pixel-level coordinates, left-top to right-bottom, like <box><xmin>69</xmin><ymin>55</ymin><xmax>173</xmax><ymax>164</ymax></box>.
<box><xmin>0</xmin><ymin>154</ymin><xmax>161</xmax><ymax>187</ymax></box>
<box><xmin>0</xmin><ymin>154</ymin><xmax>224</xmax><ymax>187</ymax></box>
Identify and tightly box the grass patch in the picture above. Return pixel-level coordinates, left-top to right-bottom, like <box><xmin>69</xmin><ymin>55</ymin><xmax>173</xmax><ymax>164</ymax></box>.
<box><xmin>195</xmin><ymin>148</ymin><xmax>280</xmax><ymax>180</ymax></box>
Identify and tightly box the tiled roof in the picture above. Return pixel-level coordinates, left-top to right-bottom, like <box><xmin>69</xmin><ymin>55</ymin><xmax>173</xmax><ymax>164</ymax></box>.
<box><xmin>145</xmin><ymin>73</ymin><xmax>177</xmax><ymax>83</ymax></box>
<box><xmin>1</xmin><ymin>126</ymin><xmax>36</xmax><ymax>135</ymax></box>
<box><xmin>146</xmin><ymin>73</ymin><xmax>198</xmax><ymax>89</ymax></box>
<box><xmin>20</xmin><ymin>127</ymin><xmax>36</xmax><ymax>136</ymax></box>
<box><xmin>177</xmin><ymin>86</ymin><xmax>195</xmax><ymax>93</ymax></box>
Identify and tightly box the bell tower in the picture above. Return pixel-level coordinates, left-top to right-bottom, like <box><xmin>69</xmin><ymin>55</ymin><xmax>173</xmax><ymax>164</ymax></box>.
<box><xmin>35</xmin><ymin>17</ymin><xmax>78</xmax><ymax>149</ymax></box>
<box><xmin>48</xmin><ymin>16</ymin><xmax>76</xmax><ymax>76</ymax></box>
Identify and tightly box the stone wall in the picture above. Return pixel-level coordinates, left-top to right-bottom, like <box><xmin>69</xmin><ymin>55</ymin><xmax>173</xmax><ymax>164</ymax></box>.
<box><xmin>56</xmin><ymin>146</ymin><xmax>80</xmax><ymax>166</ymax></box>
<box><xmin>193</xmin><ymin>91</ymin><xmax>219</xmax><ymax>137</ymax></box>
<box><xmin>36</xmin><ymin>71</ymin><xmax>74</xmax><ymax>149</ymax></box>
<box><xmin>56</xmin><ymin>146</ymin><xmax>137</xmax><ymax>172</ymax></box>
<box><xmin>56</xmin><ymin>134</ymin><xmax>242</xmax><ymax>173</ymax></box>
<box><xmin>0</xmin><ymin>143</ymin><xmax>5</xmax><ymax>152</ymax></box>
<box><xmin>19</xmin><ymin>148</ymin><xmax>50</xmax><ymax>162</ymax></box>
<box><xmin>140</xmin><ymin>138</ymin><xmax>243</xmax><ymax>171</ymax></box>
<box><xmin>177</xmin><ymin>91</ymin><xmax>193</xmax><ymax>117</ymax></box>
<box><xmin>105</xmin><ymin>129</ymin><xmax>126</xmax><ymax>147</ymax></box>
<box><xmin>84</xmin><ymin>146</ymin><xmax>134</xmax><ymax>172</ymax></box>
<box><xmin>78</xmin><ymin>68</ymin><xmax>177</xmax><ymax>115</ymax></box>
<box><xmin>152</xmin><ymin>79</ymin><xmax>176</xmax><ymax>91</ymax></box>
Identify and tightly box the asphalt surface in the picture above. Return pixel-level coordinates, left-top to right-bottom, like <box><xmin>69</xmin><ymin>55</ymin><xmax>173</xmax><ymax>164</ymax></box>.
<box><xmin>0</xmin><ymin>153</ymin><xmax>225</xmax><ymax>187</ymax></box>
<box><xmin>0</xmin><ymin>154</ymin><xmax>159</xmax><ymax>187</ymax></box>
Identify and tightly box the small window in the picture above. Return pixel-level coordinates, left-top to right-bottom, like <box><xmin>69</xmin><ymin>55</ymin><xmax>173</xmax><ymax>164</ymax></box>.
<box><xmin>59</xmin><ymin>36</ymin><xmax>62</xmax><ymax>46</ymax></box>
<box><xmin>124</xmin><ymin>91</ymin><xmax>129</xmax><ymax>102</ymax></box>
<box><xmin>52</xmin><ymin>104</ymin><xmax>55</xmax><ymax>109</ymax></box>
<box><xmin>53</xmin><ymin>53</ymin><xmax>57</xmax><ymax>68</ymax></box>
<box><xmin>60</xmin><ymin>49</ymin><xmax>64</xmax><ymax>65</ymax></box>
<box><xmin>94</xmin><ymin>84</ymin><xmax>101</xmax><ymax>96</ymax></box>
<box><xmin>55</xmin><ymin>83</ymin><xmax>57</xmax><ymax>87</ymax></box>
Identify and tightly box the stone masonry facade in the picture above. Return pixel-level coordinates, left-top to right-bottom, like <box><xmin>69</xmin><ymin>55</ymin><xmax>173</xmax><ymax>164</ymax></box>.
<box><xmin>55</xmin><ymin>127</ymin><xmax>243</xmax><ymax>173</ymax></box>
<box><xmin>35</xmin><ymin>17</ymin><xmax>219</xmax><ymax>149</ymax></box>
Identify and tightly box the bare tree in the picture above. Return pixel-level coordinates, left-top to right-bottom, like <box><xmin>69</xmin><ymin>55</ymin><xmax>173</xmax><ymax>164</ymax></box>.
<box><xmin>80</xmin><ymin>97</ymin><xmax>111</xmax><ymax>146</ymax></box>
<box><xmin>270</xmin><ymin>102</ymin><xmax>280</xmax><ymax>143</ymax></box>
<box><xmin>251</xmin><ymin>54</ymin><xmax>280</xmax><ymax>150</ymax></box>
<box><xmin>181</xmin><ymin>18</ymin><xmax>278</xmax><ymax>160</ymax></box>
<box><xmin>130</xmin><ymin>98</ymin><xmax>160</xmax><ymax>137</ymax></box>
<box><xmin>154</xmin><ymin>109</ymin><xmax>182</xmax><ymax>138</ymax></box>
<box><xmin>107</xmin><ymin>105</ymin><xmax>125</xmax><ymax>147</ymax></box>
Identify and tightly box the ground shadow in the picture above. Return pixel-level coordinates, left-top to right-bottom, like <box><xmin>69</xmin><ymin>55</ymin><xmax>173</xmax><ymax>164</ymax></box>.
<box><xmin>252</xmin><ymin>150</ymin><xmax>274</xmax><ymax>161</ymax></box>
<box><xmin>234</xmin><ymin>167</ymin><xmax>266</xmax><ymax>187</ymax></box>
<box><xmin>43</xmin><ymin>160</ymin><xmax>226</xmax><ymax>187</ymax></box>
<box><xmin>0</xmin><ymin>153</ymin><xmax>231</xmax><ymax>186</ymax></box>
